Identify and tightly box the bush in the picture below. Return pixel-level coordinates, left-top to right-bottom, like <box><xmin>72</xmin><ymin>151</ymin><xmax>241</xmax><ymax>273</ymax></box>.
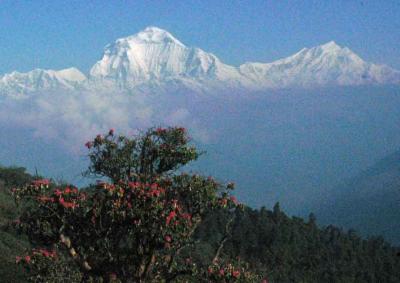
<box><xmin>13</xmin><ymin>127</ymin><xmax>259</xmax><ymax>282</ymax></box>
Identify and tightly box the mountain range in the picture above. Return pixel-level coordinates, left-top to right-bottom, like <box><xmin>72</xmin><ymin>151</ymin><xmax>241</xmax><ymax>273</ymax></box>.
<box><xmin>1</xmin><ymin>26</ymin><xmax>399</xmax><ymax>97</ymax></box>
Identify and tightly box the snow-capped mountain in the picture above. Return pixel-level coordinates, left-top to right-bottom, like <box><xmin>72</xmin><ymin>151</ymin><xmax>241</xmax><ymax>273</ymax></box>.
<box><xmin>239</xmin><ymin>41</ymin><xmax>400</xmax><ymax>88</ymax></box>
<box><xmin>87</xmin><ymin>27</ymin><xmax>245</xmax><ymax>91</ymax></box>
<box><xmin>0</xmin><ymin>68</ymin><xmax>86</xmax><ymax>97</ymax></box>
<box><xmin>1</xmin><ymin>27</ymin><xmax>399</xmax><ymax>96</ymax></box>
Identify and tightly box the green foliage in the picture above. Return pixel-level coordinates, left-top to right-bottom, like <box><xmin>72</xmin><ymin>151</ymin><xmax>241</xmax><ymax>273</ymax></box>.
<box><xmin>0</xmin><ymin>165</ymin><xmax>33</xmax><ymax>188</ymax></box>
<box><xmin>1</xmin><ymin>128</ymin><xmax>400</xmax><ymax>282</ymax></box>
<box><xmin>0</xmin><ymin>167</ymin><xmax>32</xmax><ymax>282</ymax></box>
<box><xmin>13</xmin><ymin>127</ymin><xmax>257</xmax><ymax>282</ymax></box>
<box><xmin>85</xmin><ymin>127</ymin><xmax>199</xmax><ymax>183</ymax></box>
<box><xmin>195</xmin><ymin>205</ymin><xmax>400</xmax><ymax>283</ymax></box>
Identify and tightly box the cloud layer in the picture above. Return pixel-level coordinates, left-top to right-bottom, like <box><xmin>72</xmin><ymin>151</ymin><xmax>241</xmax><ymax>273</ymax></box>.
<box><xmin>0</xmin><ymin>90</ymin><xmax>212</xmax><ymax>154</ymax></box>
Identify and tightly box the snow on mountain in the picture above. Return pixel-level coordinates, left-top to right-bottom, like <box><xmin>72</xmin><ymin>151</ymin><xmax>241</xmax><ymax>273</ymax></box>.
<box><xmin>239</xmin><ymin>41</ymin><xmax>400</xmax><ymax>88</ymax></box>
<box><xmin>88</xmin><ymin>26</ymin><xmax>245</xmax><ymax>91</ymax></box>
<box><xmin>0</xmin><ymin>67</ymin><xmax>86</xmax><ymax>98</ymax></box>
<box><xmin>1</xmin><ymin>27</ymin><xmax>399</xmax><ymax>96</ymax></box>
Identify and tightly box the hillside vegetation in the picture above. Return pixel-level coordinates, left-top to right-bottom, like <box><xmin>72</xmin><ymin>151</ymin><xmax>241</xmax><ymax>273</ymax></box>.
<box><xmin>0</xmin><ymin>165</ymin><xmax>399</xmax><ymax>282</ymax></box>
<box><xmin>0</xmin><ymin>166</ymin><xmax>32</xmax><ymax>282</ymax></box>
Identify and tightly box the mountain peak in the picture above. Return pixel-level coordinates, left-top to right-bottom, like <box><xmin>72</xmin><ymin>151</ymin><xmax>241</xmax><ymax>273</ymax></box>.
<box><xmin>120</xmin><ymin>26</ymin><xmax>185</xmax><ymax>47</ymax></box>
<box><xmin>89</xmin><ymin>26</ymin><xmax>238</xmax><ymax>86</ymax></box>
<box><xmin>320</xmin><ymin>40</ymin><xmax>341</xmax><ymax>51</ymax></box>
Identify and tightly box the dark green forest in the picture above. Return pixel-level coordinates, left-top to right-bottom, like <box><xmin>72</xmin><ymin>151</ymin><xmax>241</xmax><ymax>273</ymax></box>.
<box><xmin>0</xmin><ymin>166</ymin><xmax>399</xmax><ymax>282</ymax></box>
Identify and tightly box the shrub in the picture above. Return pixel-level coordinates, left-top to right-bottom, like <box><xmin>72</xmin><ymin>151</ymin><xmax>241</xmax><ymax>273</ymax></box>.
<box><xmin>13</xmin><ymin>127</ymin><xmax>259</xmax><ymax>282</ymax></box>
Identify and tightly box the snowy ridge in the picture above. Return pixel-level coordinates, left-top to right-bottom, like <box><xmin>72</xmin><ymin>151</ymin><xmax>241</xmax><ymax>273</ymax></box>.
<box><xmin>239</xmin><ymin>41</ymin><xmax>400</xmax><ymax>88</ymax></box>
<box><xmin>1</xmin><ymin>27</ymin><xmax>399</xmax><ymax>96</ymax></box>
<box><xmin>0</xmin><ymin>68</ymin><xmax>86</xmax><ymax>97</ymax></box>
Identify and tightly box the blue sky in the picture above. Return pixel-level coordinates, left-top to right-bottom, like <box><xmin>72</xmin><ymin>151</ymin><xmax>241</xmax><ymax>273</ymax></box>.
<box><xmin>0</xmin><ymin>0</ymin><xmax>399</xmax><ymax>74</ymax></box>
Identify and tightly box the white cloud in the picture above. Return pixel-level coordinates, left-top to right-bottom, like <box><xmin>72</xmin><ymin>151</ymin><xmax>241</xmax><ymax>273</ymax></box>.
<box><xmin>0</xmin><ymin>90</ymin><xmax>212</xmax><ymax>153</ymax></box>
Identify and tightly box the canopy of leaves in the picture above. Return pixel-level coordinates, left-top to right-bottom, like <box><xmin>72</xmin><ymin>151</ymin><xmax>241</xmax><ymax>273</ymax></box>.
<box><xmin>12</xmin><ymin>127</ymin><xmax>253</xmax><ymax>282</ymax></box>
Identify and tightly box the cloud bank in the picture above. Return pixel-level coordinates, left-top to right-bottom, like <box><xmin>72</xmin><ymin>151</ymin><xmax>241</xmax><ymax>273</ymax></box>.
<box><xmin>0</xmin><ymin>90</ymin><xmax>211</xmax><ymax>153</ymax></box>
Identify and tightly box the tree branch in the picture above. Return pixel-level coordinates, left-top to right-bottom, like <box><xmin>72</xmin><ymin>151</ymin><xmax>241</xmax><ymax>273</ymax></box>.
<box><xmin>212</xmin><ymin>212</ymin><xmax>236</xmax><ymax>264</ymax></box>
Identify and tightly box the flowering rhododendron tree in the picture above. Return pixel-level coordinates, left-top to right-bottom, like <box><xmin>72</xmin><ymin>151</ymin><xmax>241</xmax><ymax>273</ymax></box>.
<box><xmin>13</xmin><ymin>127</ymin><xmax>260</xmax><ymax>282</ymax></box>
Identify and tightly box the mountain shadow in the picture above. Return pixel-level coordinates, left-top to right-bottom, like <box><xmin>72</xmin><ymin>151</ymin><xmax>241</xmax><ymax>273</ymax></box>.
<box><xmin>316</xmin><ymin>149</ymin><xmax>400</xmax><ymax>245</ymax></box>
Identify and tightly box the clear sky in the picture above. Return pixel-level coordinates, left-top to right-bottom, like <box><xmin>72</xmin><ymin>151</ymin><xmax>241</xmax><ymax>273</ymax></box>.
<box><xmin>0</xmin><ymin>0</ymin><xmax>399</xmax><ymax>74</ymax></box>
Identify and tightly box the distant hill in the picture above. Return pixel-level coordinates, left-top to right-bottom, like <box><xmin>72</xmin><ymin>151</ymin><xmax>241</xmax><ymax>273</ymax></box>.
<box><xmin>316</xmin><ymin>149</ymin><xmax>400</xmax><ymax>245</ymax></box>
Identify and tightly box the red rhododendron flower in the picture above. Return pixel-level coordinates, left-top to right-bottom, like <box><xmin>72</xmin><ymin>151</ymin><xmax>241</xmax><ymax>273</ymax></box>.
<box><xmin>219</xmin><ymin>198</ymin><xmax>228</xmax><ymax>207</ymax></box>
<box><xmin>166</xmin><ymin>211</ymin><xmax>177</xmax><ymax>225</ymax></box>
<box><xmin>24</xmin><ymin>255</ymin><xmax>31</xmax><ymax>263</ymax></box>
<box><xmin>85</xmin><ymin>141</ymin><xmax>92</xmax><ymax>149</ymax></box>
<box><xmin>37</xmin><ymin>196</ymin><xmax>55</xmax><ymax>203</ymax></box>
<box><xmin>109</xmin><ymin>128</ymin><xmax>115</xmax><ymax>136</ymax></box>
<box><xmin>128</xmin><ymin>182</ymin><xmax>140</xmax><ymax>189</ymax></box>
<box><xmin>32</xmin><ymin>179</ymin><xmax>50</xmax><ymax>187</ymax></box>
<box><xmin>33</xmin><ymin>248</ymin><xmax>57</xmax><ymax>258</ymax></box>
<box><xmin>230</xmin><ymin>196</ymin><xmax>238</xmax><ymax>205</ymax></box>
<box><xmin>15</xmin><ymin>256</ymin><xmax>22</xmax><ymax>263</ymax></box>
<box><xmin>182</xmin><ymin>213</ymin><xmax>191</xmax><ymax>220</ymax></box>
<box><xmin>59</xmin><ymin>198</ymin><xmax>77</xmax><ymax>209</ymax></box>
<box><xmin>156</xmin><ymin>127</ymin><xmax>166</xmax><ymax>134</ymax></box>
<box><xmin>232</xmin><ymin>270</ymin><xmax>240</xmax><ymax>278</ymax></box>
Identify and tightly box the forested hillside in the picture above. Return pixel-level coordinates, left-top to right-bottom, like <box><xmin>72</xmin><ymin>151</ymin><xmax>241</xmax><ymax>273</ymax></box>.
<box><xmin>0</xmin><ymin>166</ymin><xmax>399</xmax><ymax>282</ymax></box>
<box><xmin>196</xmin><ymin>205</ymin><xmax>400</xmax><ymax>282</ymax></box>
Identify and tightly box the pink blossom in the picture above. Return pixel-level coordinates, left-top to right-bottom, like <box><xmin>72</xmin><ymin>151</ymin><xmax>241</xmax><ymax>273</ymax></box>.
<box><xmin>32</xmin><ymin>179</ymin><xmax>50</xmax><ymax>187</ymax></box>
<box><xmin>166</xmin><ymin>211</ymin><xmax>177</xmax><ymax>226</ymax></box>
<box><xmin>85</xmin><ymin>141</ymin><xmax>92</xmax><ymax>149</ymax></box>
<box><xmin>15</xmin><ymin>256</ymin><xmax>22</xmax><ymax>263</ymax></box>
<box><xmin>232</xmin><ymin>270</ymin><xmax>240</xmax><ymax>278</ymax></box>
<box><xmin>156</xmin><ymin>127</ymin><xmax>166</xmax><ymax>134</ymax></box>
<box><xmin>230</xmin><ymin>196</ymin><xmax>238</xmax><ymax>205</ymax></box>
<box><xmin>37</xmin><ymin>196</ymin><xmax>55</xmax><ymax>203</ymax></box>
<box><xmin>59</xmin><ymin>198</ymin><xmax>77</xmax><ymax>209</ymax></box>
<box><xmin>24</xmin><ymin>255</ymin><xmax>31</xmax><ymax>263</ymax></box>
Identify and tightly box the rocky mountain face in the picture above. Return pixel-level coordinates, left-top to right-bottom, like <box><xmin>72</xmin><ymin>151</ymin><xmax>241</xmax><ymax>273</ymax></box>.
<box><xmin>1</xmin><ymin>27</ymin><xmax>399</xmax><ymax>97</ymax></box>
